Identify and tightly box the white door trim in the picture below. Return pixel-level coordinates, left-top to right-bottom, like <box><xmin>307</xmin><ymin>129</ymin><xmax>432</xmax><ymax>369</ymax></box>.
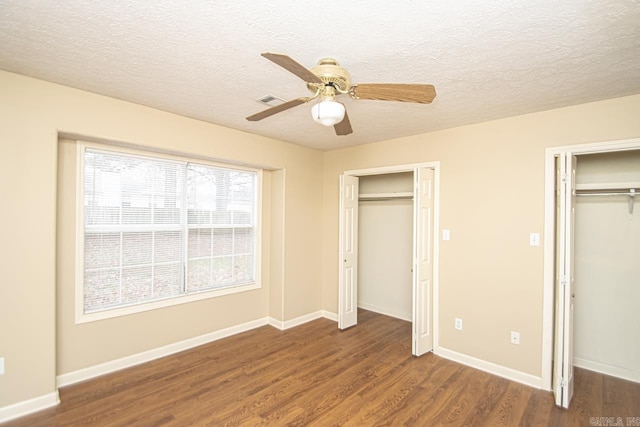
<box><xmin>342</xmin><ymin>161</ymin><xmax>440</xmax><ymax>353</ymax></box>
<box><xmin>542</xmin><ymin>137</ymin><xmax>640</xmax><ymax>391</ymax></box>
<box><xmin>345</xmin><ymin>161</ymin><xmax>436</xmax><ymax>177</ymax></box>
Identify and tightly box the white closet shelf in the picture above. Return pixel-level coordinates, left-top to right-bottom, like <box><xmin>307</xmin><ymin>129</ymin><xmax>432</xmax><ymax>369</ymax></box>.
<box><xmin>576</xmin><ymin>181</ymin><xmax>640</xmax><ymax>191</ymax></box>
<box><xmin>359</xmin><ymin>192</ymin><xmax>413</xmax><ymax>200</ymax></box>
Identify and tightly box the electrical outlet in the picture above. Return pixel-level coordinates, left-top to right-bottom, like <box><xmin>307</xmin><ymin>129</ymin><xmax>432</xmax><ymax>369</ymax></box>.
<box><xmin>0</xmin><ymin>357</ymin><xmax>4</xmax><ymax>375</ymax></box>
<box><xmin>442</xmin><ymin>229</ymin><xmax>451</xmax><ymax>241</ymax></box>
<box><xmin>529</xmin><ymin>233</ymin><xmax>540</xmax><ymax>246</ymax></box>
<box><xmin>510</xmin><ymin>331</ymin><xmax>520</xmax><ymax>345</ymax></box>
<box><xmin>455</xmin><ymin>318</ymin><xmax>463</xmax><ymax>330</ymax></box>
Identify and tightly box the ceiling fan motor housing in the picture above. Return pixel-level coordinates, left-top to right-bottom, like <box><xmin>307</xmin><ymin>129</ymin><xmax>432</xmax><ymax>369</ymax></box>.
<box><xmin>307</xmin><ymin>58</ymin><xmax>352</xmax><ymax>94</ymax></box>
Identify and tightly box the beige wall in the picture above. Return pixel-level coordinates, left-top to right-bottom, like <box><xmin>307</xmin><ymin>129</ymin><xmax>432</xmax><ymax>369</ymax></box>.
<box><xmin>322</xmin><ymin>94</ymin><xmax>640</xmax><ymax>378</ymax></box>
<box><xmin>283</xmin><ymin>162</ymin><xmax>324</xmax><ymax>320</ymax></box>
<box><xmin>268</xmin><ymin>169</ymin><xmax>285</xmax><ymax>322</ymax></box>
<box><xmin>0</xmin><ymin>70</ymin><xmax>323</xmax><ymax>408</ymax></box>
<box><xmin>358</xmin><ymin>199</ymin><xmax>413</xmax><ymax>320</ymax></box>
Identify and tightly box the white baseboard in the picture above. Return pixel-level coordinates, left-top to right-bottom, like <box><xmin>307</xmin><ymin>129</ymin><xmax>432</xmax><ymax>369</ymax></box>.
<box><xmin>357</xmin><ymin>303</ymin><xmax>411</xmax><ymax>322</ymax></box>
<box><xmin>574</xmin><ymin>357</ymin><xmax>639</xmax><ymax>383</ymax></box>
<box><xmin>268</xmin><ymin>310</ymin><xmax>331</xmax><ymax>330</ymax></box>
<box><xmin>436</xmin><ymin>346</ymin><xmax>542</xmax><ymax>389</ymax></box>
<box><xmin>321</xmin><ymin>310</ymin><xmax>338</xmax><ymax>322</ymax></box>
<box><xmin>57</xmin><ymin>317</ymin><xmax>270</xmax><ymax>387</ymax></box>
<box><xmin>0</xmin><ymin>391</ymin><xmax>59</xmax><ymax>423</ymax></box>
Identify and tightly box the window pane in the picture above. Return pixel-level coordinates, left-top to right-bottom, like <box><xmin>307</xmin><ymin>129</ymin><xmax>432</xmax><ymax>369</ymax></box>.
<box><xmin>84</xmin><ymin>269</ymin><xmax>120</xmax><ymax>312</ymax></box>
<box><xmin>186</xmin><ymin>163</ymin><xmax>256</xmax><ymax>291</ymax></box>
<box><xmin>187</xmin><ymin>258</ymin><xmax>211</xmax><ymax>291</ymax></box>
<box><xmin>213</xmin><ymin>228</ymin><xmax>233</xmax><ymax>255</ymax></box>
<box><xmin>234</xmin><ymin>228</ymin><xmax>253</xmax><ymax>254</ymax></box>
<box><xmin>122</xmin><ymin>232</ymin><xmax>152</xmax><ymax>266</ymax></box>
<box><xmin>154</xmin><ymin>263</ymin><xmax>183</xmax><ymax>298</ymax></box>
<box><xmin>188</xmin><ymin>228</ymin><xmax>212</xmax><ymax>258</ymax></box>
<box><xmin>85</xmin><ymin>232</ymin><xmax>120</xmax><ymax>269</ymax></box>
<box><xmin>83</xmin><ymin>148</ymin><xmax>186</xmax><ymax>314</ymax></box>
<box><xmin>212</xmin><ymin>256</ymin><xmax>233</xmax><ymax>285</ymax></box>
<box><xmin>84</xmin><ymin>150</ymin><xmax>184</xmax><ymax>227</ymax></box>
<box><xmin>122</xmin><ymin>265</ymin><xmax>153</xmax><ymax>304</ymax></box>
<box><xmin>154</xmin><ymin>230</ymin><xmax>183</xmax><ymax>263</ymax></box>
<box><xmin>234</xmin><ymin>254</ymin><xmax>253</xmax><ymax>283</ymax></box>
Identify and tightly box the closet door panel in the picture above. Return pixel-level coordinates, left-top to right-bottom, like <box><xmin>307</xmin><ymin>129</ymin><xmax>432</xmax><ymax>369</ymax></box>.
<box><xmin>339</xmin><ymin>174</ymin><xmax>359</xmax><ymax>329</ymax></box>
<box><xmin>413</xmin><ymin>167</ymin><xmax>434</xmax><ymax>356</ymax></box>
<box><xmin>553</xmin><ymin>153</ymin><xmax>576</xmax><ymax>408</ymax></box>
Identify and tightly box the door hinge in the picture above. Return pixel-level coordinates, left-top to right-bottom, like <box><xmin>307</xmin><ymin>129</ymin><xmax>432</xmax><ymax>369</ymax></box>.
<box><xmin>560</xmin><ymin>276</ymin><xmax>567</xmax><ymax>287</ymax></box>
<box><xmin>561</xmin><ymin>173</ymin><xmax>568</xmax><ymax>183</ymax></box>
<box><xmin>559</xmin><ymin>378</ymin><xmax>568</xmax><ymax>387</ymax></box>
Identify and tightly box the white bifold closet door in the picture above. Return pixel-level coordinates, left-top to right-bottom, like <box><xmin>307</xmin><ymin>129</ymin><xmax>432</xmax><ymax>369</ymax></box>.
<box><xmin>553</xmin><ymin>153</ymin><xmax>576</xmax><ymax>408</ymax></box>
<box><xmin>413</xmin><ymin>167</ymin><xmax>434</xmax><ymax>356</ymax></box>
<box><xmin>339</xmin><ymin>174</ymin><xmax>359</xmax><ymax>330</ymax></box>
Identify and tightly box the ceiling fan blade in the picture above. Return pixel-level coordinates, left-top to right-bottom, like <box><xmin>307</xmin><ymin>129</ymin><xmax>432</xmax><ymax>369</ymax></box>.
<box><xmin>352</xmin><ymin>84</ymin><xmax>436</xmax><ymax>104</ymax></box>
<box><xmin>261</xmin><ymin>52</ymin><xmax>323</xmax><ymax>84</ymax></box>
<box><xmin>334</xmin><ymin>111</ymin><xmax>353</xmax><ymax>136</ymax></box>
<box><xmin>246</xmin><ymin>97</ymin><xmax>308</xmax><ymax>121</ymax></box>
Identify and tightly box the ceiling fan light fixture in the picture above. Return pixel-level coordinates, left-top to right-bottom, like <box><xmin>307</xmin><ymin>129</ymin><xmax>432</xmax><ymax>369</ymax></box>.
<box><xmin>311</xmin><ymin>99</ymin><xmax>345</xmax><ymax>127</ymax></box>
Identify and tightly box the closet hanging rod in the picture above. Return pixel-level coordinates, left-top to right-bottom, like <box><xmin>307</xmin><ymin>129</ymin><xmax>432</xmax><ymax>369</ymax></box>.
<box><xmin>575</xmin><ymin>191</ymin><xmax>637</xmax><ymax>197</ymax></box>
<box><xmin>359</xmin><ymin>197</ymin><xmax>414</xmax><ymax>202</ymax></box>
<box><xmin>576</xmin><ymin>189</ymin><xmax>636</xmax><ymax>215</ymax></box>
<box><xmin>358</xmin><ymin>191</ymin><xmax>414</xmax><ymax>201</ymax></box>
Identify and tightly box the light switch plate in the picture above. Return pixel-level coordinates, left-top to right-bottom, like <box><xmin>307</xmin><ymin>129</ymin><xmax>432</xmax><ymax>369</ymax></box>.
<box><xmin>443</xmin><ymin>229</ymin><xmax>451</xmax><ymax>241</ymax></box>
<box><xmin>0</xmin><ymin>357</ymin><xmax>4</xmax><ymax>375</ymax></box>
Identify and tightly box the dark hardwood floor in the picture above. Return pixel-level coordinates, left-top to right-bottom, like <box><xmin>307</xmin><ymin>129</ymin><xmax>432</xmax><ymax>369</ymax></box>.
<box><xmin>4</xmin><ymin>310</ymin><xmax>639</xmax><ymax>426</ymax></box>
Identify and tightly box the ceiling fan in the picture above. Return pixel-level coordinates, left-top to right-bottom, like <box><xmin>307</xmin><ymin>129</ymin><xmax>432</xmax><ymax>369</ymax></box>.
<box><xmin>246</xmin><ymin>53</ymin><xmax>437</xmax><ymax>136</ymax></box>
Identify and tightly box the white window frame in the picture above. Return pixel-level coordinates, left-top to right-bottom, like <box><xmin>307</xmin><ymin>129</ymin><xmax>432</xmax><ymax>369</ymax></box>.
<box><xmin>75</xmin><ymin>141</ymin><xmax>262</xmax><ymax>324</ymax></box>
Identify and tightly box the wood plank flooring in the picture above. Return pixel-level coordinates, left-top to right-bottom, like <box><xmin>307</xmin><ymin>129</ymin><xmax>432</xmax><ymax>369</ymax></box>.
<box><xmin>4</xmin><ymin>310</ymin><xmax>639</xmax><ymax>426</ymax></box>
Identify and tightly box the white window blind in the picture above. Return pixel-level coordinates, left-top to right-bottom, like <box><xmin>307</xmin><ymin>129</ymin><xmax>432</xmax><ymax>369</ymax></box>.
<box><xmin>82</xmin><ymin>147</ymin><xmax>257</xmax><ymax>314</ymax></box>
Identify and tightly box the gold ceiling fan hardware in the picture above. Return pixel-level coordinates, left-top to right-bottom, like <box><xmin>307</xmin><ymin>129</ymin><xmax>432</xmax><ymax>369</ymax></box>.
<box><xmin>319</xmin><ymin>85</ymin><xmax>338</xmax><ymax>101</ymax></box>
<box><xmin>349</xmin><ymin>85</ymin><xmax>359</xmax><ymax>100</ymax></box>
<box><xmin>308</xmin><ymin>87</ymin><xmax>321</xmax><ymax>101</ymax></box>
<box><xmin>306</xmin><ymin>58</ymin><xmax>352</xmax><ymax>94</ymax></box>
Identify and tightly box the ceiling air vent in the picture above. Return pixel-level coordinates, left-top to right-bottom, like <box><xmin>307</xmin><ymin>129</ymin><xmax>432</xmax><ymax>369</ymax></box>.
<box><xmin>257</xmin><ymin>95</ymin><xmax>285</xmax><ymax>107</ymax></box>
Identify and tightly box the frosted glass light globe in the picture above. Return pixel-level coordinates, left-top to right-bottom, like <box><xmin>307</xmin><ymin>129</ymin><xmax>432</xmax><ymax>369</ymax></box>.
<box><xmin>311</xmin><ymin>100</ymin><xmax>345</xmax><ymax>127</ymax></box>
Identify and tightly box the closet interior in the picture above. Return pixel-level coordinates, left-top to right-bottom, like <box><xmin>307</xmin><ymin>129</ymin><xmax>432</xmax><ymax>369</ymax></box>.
<box><xmin>357</xmin><ymin>171</ymin><xmax>414</xmax><ymax>321</ymax></box>
<box><xmin>574</xmin><ymin>150</ymin><xmax>640</xmax><ymax>383</ymax></box>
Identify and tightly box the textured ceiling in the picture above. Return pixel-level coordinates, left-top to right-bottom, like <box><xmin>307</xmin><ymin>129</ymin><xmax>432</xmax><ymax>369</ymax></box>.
<box><xmin>1</xmin><ymin>1</ymin><xmax>639</xmax><ymax>151</ymax></box>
